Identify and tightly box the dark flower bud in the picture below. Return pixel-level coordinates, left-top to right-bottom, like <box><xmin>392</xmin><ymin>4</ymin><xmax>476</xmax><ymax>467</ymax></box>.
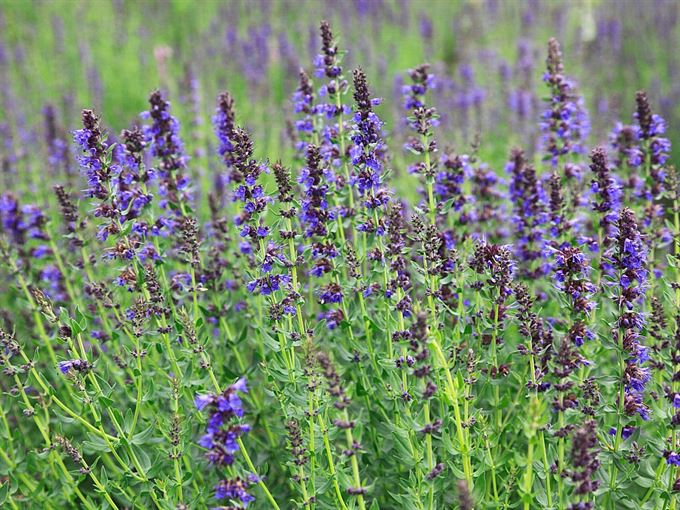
<box><xmin>635</xmin><ymin>90</ymin><xmax>653</xmax><ymax>139</ymax></box>
<box><xmin>273</xmin><ymin>162</ymin><xmax>294</xmax><ymax>203</ymax></box>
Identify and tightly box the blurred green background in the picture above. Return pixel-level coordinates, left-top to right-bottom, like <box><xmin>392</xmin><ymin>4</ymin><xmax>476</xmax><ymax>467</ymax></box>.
<box><xmin>1</xmin><ymin>0</ymin><xmax>678</xmax><ymax>168</ymax></box>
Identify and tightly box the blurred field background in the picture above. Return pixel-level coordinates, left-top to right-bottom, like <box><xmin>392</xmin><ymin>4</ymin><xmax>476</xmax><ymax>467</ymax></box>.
<box><xmin>1</xmin><ymin>0</ymin><xmax>679</xmax><ymax>191</ymax></box>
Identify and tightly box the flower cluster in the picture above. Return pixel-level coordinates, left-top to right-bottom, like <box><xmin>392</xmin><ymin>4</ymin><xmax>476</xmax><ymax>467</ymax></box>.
<box><xmin>315</xmin><ymin>20</ymin><xmax>341</xmax><ymax>79</ymax></box>
<box><xmin>73</xmin><ymin>109</ymin><xmax>131</xmax><ymax>245</ymax></box>
<box><xmin>434</xmin><ymin>150</ymin><xmax>471</xmax><ymax>246</ymax></box>
<box><xmin>227</xmin><ymin>127</ymin><xmax>292</xmax><ymax>305</ymax></box>
<box><xmin>506</xmin><ymin>148</ymin><xmax>548</xmax><ymax>276</ymax></box>
<box><xmin>117</xmin><ymin>127</ymin><xmax>153</xmax><ymax>226</ymax></box>
<box><xmin>195</xmin><ymin>378</ymin><xmax>254</xmax><ymax>505</ymax></box>
<box><xmin>53</xmin><ymin>184</ymin><xmax>84</xmax><ymax>248</ymax></box>
<box><xmin>0</xmin><ymin>193</ymin><xmax>50</xmax><ymax>259</ymax></box>
<box><xmin>73</xmin><ymin>109</ymin><xmax>110</xmax><ymax>200</ymax></box>
<box><xmin>43</xmin><ymin>104</ymin><xmax>70</xmax><ymax>175</ymax></box>
<box><xmin>610</xmin><ymin>208</ymin><xmax>650</xmax><ymax>420</ymax></box>
<box><xmin>58</xmin><ymin>358</ymin><xmax>93</xmax><ymax>375</ymax></box>
<box><xmin>213</xmin><ymin>91</ymin><xmax>239</xmax><ymax>182</ymax></box>
<box><xmin>385</xmin><ymin>202</ymin><xmax>411</xmax><ymax>310</ymax></box>
<box><xmin>230</xmin><ymin>128</ymin><xmax>269</xmax><ymax>248</ymax></box>
<box><xmin>402</xmin><ymin>63</ymin><xmax>442</xmax><ymax>202</ymax></box>
<box><xmin>142</xmin><ymin>90</ymin><xmax>191</xmax><ymax>211</ymax></box>
<box><xmin>552</xmin><ymin>246</ymin><xmax>596</xmax><ymax>321</ymax></box>
<box><xmin>589</xmin><ymin>146</ymin><xmax>621</xmax><ymax>244</ymax></box>
<box><xmin>402</xmin><ymin>63</ymin><xmax>436</xmax><ymax>110</ymax></box>
<box><xmin>609</xmin><ymin>91</ymin><xmax>671</xmax><ymax>202</ymax></box>
<box><xmin>298</xmin><ymin>144</ymin><xmax>333</xmax><ymax>239</ymax></box>
<box><xmin>635</xmin><ymin>91</ymin><xmax>671</xmax><ymax>170</ymax></box>
<box><xmin>546</xmin><ymin>171</ymin><xmax>570</xmax><ymax>243</ymax></box>
<box><xmin>310</xmin><ymin>21</ymin><xmax>352</xmax><ymax>171</ymax></box>
<box><xmin>469</xmin><ymin>242</ymin><xmax>516</xmax><ymax>324</ymax></box>
<box><xmin>540</xmin><ymin>38</ymin><xmax>590</xmax><ymax>167</ymax></box>
<box><xmin>291</xmin><ymin>70</ymin><xmax>315</xmax><ymax>152</ymax></box>
<box><xmin>566</xmin><ymin>420</ymin><xmax>600</xmax><ymax>508</ymax></box>
<box><xmin>350</xmin><ymin>68</ymin><xmax>389</xmax><ymax>213</ymax></box>
<box><xmin>515</xmin><ymin>284</ymin><xmax>553</xmax><ymax>392</ymax></box>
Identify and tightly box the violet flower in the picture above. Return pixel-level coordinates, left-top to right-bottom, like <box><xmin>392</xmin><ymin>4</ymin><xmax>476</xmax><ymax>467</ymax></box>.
<box><xmin>350</xmin><ymin>68</ymin><xmax>390</xmax><ymax>228</ymax></box>
<box><xmin>608</xmin><ymin>208</ymin><xmax>650</xmax><ymax>421</ymax></box>
<box><xmin>540</xmin><ymin>38</ymin><xmax>590</xmax><ymax>168</ymax></box>
<box><xmin>142</xmin><ymin>90</ymin><xmax>191</xmax><ymax>213</ymax></box>
<box><xmin>195</xmin><ymin>377</ymin><xmax>254</xmax><ymax>504</ymax></box>
<box><xmin>506</xmin><ymin>148</ymin><xmax>548</xmax><ymax>277</ymax></box>
<box><xmin>589</xmin><ymin>147</ymin><xmax>621</xmax><ymax>245</ymax></box>
<box><xmin>213</xmin><ymin>91</ymin><xmax>239</xmax><ymax>183</ymax></box>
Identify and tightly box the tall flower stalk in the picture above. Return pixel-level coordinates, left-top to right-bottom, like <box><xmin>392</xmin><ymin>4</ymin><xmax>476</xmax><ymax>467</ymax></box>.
<box><xmin>605</xmin><ymin>208</ymin><xmax>649</xmax><ymax>505</ymax></box>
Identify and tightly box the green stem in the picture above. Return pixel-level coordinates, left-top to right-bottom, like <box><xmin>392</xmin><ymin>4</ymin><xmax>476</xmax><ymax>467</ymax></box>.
<box><xmin>318</xmin><ymin>413</ymin><xmax>349</xmax><ymax>510</ymax></box>
<box><xmin>236</xmin><ymin>437</ymin><xmax>282</xmax><ymax>510</ymax></box>
<box><xmin>524</xmin><ymin>438</ymin><xmax>534</xmax><ymax>510</ymax></box>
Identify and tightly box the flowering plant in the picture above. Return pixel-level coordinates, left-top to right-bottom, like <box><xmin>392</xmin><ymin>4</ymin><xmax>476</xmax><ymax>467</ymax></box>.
<box><xmin>1</xmin><ymin>16</ymin><xmax>680</xmax><ymax>510</ymax></box>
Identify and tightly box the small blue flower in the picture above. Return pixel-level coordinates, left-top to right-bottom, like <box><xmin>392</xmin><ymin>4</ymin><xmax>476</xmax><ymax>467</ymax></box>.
<box><xmin>195</xmin><ymin>394</ymin><xmax>213</xmax><ymax>410</ymax></box>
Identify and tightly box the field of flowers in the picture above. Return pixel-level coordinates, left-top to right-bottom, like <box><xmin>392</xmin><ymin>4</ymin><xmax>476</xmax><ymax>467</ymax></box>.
<box><xmin>1</xmin><ymin>1</ymin><xmax>680</xmax><ymax>509</ymax></box>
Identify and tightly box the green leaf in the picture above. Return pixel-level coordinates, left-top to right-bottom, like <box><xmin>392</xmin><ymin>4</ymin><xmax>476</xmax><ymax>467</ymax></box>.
<box><xmin>98</xmin><ymin>395</ymin><xmax>114</xmax><ymax>408</ymax></box>
<box><xmin>124</xmin><ymin>408</ymin><xmax>134</xmax><ymax>435</ymax></box>
<box><xmin>131</xmin><ymin>425</ymin><xmax>156</xmax><ymax>446</ymax></box>
<box><xmin>83</xmin><ymin>433</ymin><xmax>111</xmax><ymax>454</ymax></box>
<box><xmin>58</xmin><ymin>307</ymin><xmax>70</xmax><ymax>326</ymax></box>
<box><xmin>635</xmin><ymin>476</ymin><xmax>655</xmax><ymax>488</ymax></box>
<box><xmin>99</xmin><ymin>466</ymin><xmax>108</xmax><ymax>488</ymax></box>
<box><xmin>0</xmin><ymin>482</ymin><xmax>10</xmax><ymax>504</ymax></box>
<box><xmin>133</xmin><ymin>446</ymin><xmax>151</xmax><ymax>475</ymax></box>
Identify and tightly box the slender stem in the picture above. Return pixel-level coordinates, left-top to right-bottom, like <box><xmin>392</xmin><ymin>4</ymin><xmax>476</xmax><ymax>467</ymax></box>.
<box><xmin>424</xmin><ymin>402</ymin><xmax>435</xmax><ymax>510</ymax></box>
<box><xmin>341</xmin><ymin>408</ymin><xmax>366</xmax><ymax>510</ymax></box>
<box><xmin>524</xmin><ymin>438</ymin><xmax>534</xmax><ymax>510</ymax></box>
<box><xmin>318</xmin><ymin>413</ymin><xmax>350</xmax><ymax>510</ymax></box>
<box><xmin>607</xmin><ymin>330</ymin><xmax>626</xmax><ymax>505</ymax></box>
<box><xmin>236</xmin><ymin>437</ymin><xmax>282</xmax><ymax>510</ymax></box>
<box><xmin>421</xmin><ymin>247</ymin><xmax>473</xmax><ymax>487</ymax></box>
<box><xmin>526</xmin><ymin>319</ymin><xmax>553</xmax><ymax>508</ymax></box>
<box><xmin>172</xmin><ymin>380</ymin><xmax>183</xmax><ymax>504</ymax></box>
<box><xmin>485</xmin><ymin>432</ymin><xmax>500</xmax><ymax>507</ymax></box>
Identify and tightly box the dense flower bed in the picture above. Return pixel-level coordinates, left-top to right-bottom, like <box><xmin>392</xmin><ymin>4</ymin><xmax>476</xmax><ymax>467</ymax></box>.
<box><xmin>1</xmin><ymin>17</ymin><xmax>679</xmax><ymax>510</ymax></box>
